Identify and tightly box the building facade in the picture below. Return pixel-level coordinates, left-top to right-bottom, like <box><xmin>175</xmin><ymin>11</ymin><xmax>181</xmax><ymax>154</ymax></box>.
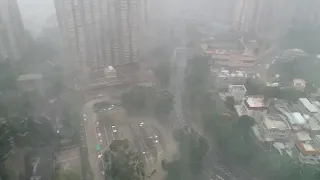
<box><xmin>233</xmin><ymin>0</ymin><xmax>260</xmax><ymax>32</ymax></box>
<box><xmin>258</xmin><ymin>114</ymin><xmax>291</xmax><ymax>141</ymax></box>
<box><xmin>0</xmin><ymin>0</ymin><xmax>26</xmax><ymax>61</ymax></box>
<box><xmin>233</xmin><ymin>0</ymin><xmax>320</xmax><ymax>40</ymax></box>
<box><xmin>237</xmin><ymin>96</ymin><xmax>268</xmax><ymax>122</ymax></box>
<box><xmin>54</xmin><ymin>0</ymin><xmax>140</xmax><ymax>76</ymax></box>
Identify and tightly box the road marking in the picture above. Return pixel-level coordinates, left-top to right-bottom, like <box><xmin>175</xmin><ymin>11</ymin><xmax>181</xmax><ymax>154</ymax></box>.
<box><xmin>58</xmin><ymin>156</ymin><xmax>80</xmax><ymax>163</ymax></box>
<box><xmin>216</xmin><ymin>175</ymin><xmax>224</xmax><ymax>180</ymax></box>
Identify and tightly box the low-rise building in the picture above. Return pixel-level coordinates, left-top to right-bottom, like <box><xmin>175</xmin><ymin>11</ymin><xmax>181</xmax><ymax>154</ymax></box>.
<box><xmin>307</xmin><ymin>115</ymin><xmax>320</xmax><ymax>137</ymax></box>
<box><xmin>293</xmin><ymin>79</ymin><xmax>306</xmax><ymax>91</ymax></box>
<box><xmin>296</xmin><ymin>131</ymin><xmax>312</xmax><ymax>142</ymax></box>
<box><xmin>228</xmin><ymin>85</ymin><xmax>246</xmax><ymax>104</ymax></box>
<box><xmin>295</xmin><ymin>140</ymin><xmax>320</xmax><ymax>164</ymax></box>
<box><xmin>90</xmin><ymin>66</ymin><xmax>123</xmax><ymax>89</ymax></box>
<box><xmin>274</xmin><ymin>102</ymin><xmax>308</xmax><ymax>131</ymax></box>
<box><xmin>258</xmin><ymin>114</ymin><xmax>291</xmax><ymax>141</ymax></box>
<box><xmin>236</xmin><ymin>96</ymin><xmax>268</xmax><ymax>122</ymax></box>
<box><xmin>200</xmin><ymin>36</ymin><xmax>260</xmax><ymax>68</ymax></box>
<box><xmin>298</xmin><ymin>98</ymin><xmax>319</xmax><ymax>114</ymax></box>
<box><xmin>215</xmin><ymin>69</ymin><xmax>247</xmax><ymax>89</ymax></box>
<box><xmin>16</xmin><ymin>74</ymin><xmax>44</xmax><ymax>95</ymax></box>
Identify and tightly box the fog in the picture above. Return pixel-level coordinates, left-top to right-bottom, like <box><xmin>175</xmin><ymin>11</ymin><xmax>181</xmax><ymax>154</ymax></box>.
<box><xmin>18</xmin><ymin>0</ymin><xmax>56</xmax><ymax>36</ymax></box>
<box><xmin>1</xmin><ymin>1</ymin><xmax>320</xmax><ymax>180</ymax></box>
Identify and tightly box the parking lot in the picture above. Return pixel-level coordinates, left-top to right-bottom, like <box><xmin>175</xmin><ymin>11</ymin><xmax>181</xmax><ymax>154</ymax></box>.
<box><xmin>94</xmin><ymin>105</ymin><xmax>177</xmax><ymax>177</ymax></box>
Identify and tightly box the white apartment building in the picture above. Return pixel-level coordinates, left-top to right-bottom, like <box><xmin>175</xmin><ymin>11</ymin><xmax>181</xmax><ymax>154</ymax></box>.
<box><xmin>258</xmin><ymin>114</ymin><xmax>291</xmax><ymax>141</ymax></box>
<box><xmin>0</xmin><ymin>0</ymin><xmax>26</xmax><ymax>61</ymax></box>
<box><xmin>55</xmin><ymin>0</ymin><xmax>140</xmax><ymax>76</ymax></box>
<box><xmin>233</xmin><ymin>0</ymin><xmax>260</xmax><ymax>32</ymax></box>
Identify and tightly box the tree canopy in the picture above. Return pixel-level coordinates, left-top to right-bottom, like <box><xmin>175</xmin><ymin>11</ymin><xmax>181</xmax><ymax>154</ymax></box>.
<box><xmin>163</xmin><ymin>127</ymin><xmax>209</xmax><ymax>180</ymax></box>
<box><xmin>121</xmin><ymin>85</ymin><xmax>174</xmax><ymax>123</ymax></box>
<box><xmin>184</xmin><ymin>55</ymin><xmax>211</xmax><ymax>112</ymax></box>
<box><xmin>281</xmin><ymin>27</ymin><xmax>320</xmax><ymax>55</ymax></box>
<box><xmin>154</xmin><ymin>91</ymin><xmax>174</xmax><ymax>122</ymax></box>
<box><xmin>155</xmin><ymin>61</ymin><xmax>172</xmax><ymax>88</ymax></box>
<box><xmin>104</xmin><ymin>139</ymin><xmax>145</xmax><ymax>180</ymax></box>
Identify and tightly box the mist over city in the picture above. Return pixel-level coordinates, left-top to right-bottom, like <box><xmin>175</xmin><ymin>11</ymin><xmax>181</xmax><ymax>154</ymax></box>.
<box><xmin>1</xmin><ymin>0</ymin><xmax>320</xmax><ymax>180</ymax></box>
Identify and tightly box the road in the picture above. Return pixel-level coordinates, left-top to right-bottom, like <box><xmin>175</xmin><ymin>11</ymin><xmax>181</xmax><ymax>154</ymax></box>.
<box><xmin>83</xmin><ymin>99</ymin><xmax>110</xmax><ymax>180</ymax></box>
<box><xmin>170</xmin><ymin>47</ymin><xmax>255</xmax><ymax>180</ymax></box>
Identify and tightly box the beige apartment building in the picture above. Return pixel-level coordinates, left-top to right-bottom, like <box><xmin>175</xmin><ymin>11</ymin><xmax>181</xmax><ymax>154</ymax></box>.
<box><xmin>233</xmin><ymin>0</ymin><xmax>320</xmax><ymax>40</ymax></box>
<box><xmin>0</xmin><ymin>0</ymin><xmax>26</xmax><ymax>61</ymax></box>
<box><xmin>54</xmin><ymin>0</ymin><xmax>140</xmax><ymax>78</ymax></box>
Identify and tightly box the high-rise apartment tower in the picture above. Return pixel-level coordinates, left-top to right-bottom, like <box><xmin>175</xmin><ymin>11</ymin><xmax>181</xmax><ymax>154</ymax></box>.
<box><xmin>54</xmin><ymin>0</ymin><xmax>140</xmax><ymax>74</ymax></box>
<box><xmin>0</xmin><ymin>0</ymin><xmax>26</xmax><ymax>61</ymax></box>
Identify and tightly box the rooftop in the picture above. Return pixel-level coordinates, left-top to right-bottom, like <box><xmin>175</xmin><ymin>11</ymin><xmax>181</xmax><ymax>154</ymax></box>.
<box><xmin>217</xmin><ymin>69</ymin><xmax>247</xmax><ymax>78</ymax></box>
<box><xmin>263</xmin><ymin>115</ymin><xmax>290</xmax><ymax>131</ymax></box>
<box><xmin>229</xmin><ymin>85</ymin><xmax>246</xmax><ymax>92</ymax></box>
<box><xmin>299</xmin><ymin>98</ymin><xmax>318</xmax><ymax>113</ymax></box>
<box><xmin>296</xmin><ymin>141</ymin><xmax>320</xmax><ymax>155</ymax></box>
<box><xmin>314</xmin><ymin>113</ymin><xmax>320</xmax><ymax>122</ymax></box>
<box><xmin>245</xmin><ymin>96</ymin><xmax>268</xmax><ymax>109</ymax></box>
<box><xmin>296</xmin><ymin>131</ymin><xmax>312</xmax><ymax>141</ymax></box>
<box><xmin>291</xmin><ymin>112</ymin><xmax>307</xmax><ymax>125</ymax></box>
<box><xmin>308</xmin><ymin>116</ymin><xmax>320</xmax><ymax>131</ymax></box>
<box><xmin>17</xmin><ymin>74</ymin><xmax>42</xmax><ymax>81</ymax></box>
<box><xmin>293</xmin><ymin>79</ymin><xmax>306</xmax><ymax>86</ymax></box>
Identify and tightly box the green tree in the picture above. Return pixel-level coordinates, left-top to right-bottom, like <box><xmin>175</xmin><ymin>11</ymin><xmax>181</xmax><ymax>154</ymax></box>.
<box><xmin>225</xmin><ymin>96</ymin><xmax>235</xmax><ymax>111</ymax></box>
<box><xmin>203</xmin><ymin>113</ymin><xmax>255</xmax><ymax>165</ymax></box>
<box><xmin>0</xmin><ymin>61</ymin><xmax>17</xmax><ymax>92</ymax></box>
<box><xmin>121</xmin><ymin>85</ymin><xmax>158</xmax><ymax>114</ymax></box>
<box><xmin>278</xmin><ymin>88</ymin><xmax>304</xmax><ymax>102</ymax></box>
<box><xmin>236</xmin><ymin>115</ymin><xmax>255</xmax><ymax>136</ymax></box>
<box><xmin>104</xmin><ymin>139</ymin><xmax>145</xmax><ymax>180</ymax></box>
<box><xmin>281</xmin><ymin>27</ymin><xmax>320</xmax><ymax>55</ymax></box>
<box><xmin>154</xmin><ymin>91</ymin><xmax>174</xmax><ymax>123</ymax></box>
<box><xmin>260</xmin><ymin>86</ymin><xmax>280</xmax><ymax>100</ymax></box>
<box><xmin>184</xmin><ymin>55</ymin><xmax>210</xmax><ymax>112</ymax></box>
<box><xmin>155</xmin><ymin>62</ymin><xmax>171</xmax><ymax>88</ymax></box>
<box><xmin>245</xmin><ymin>78</ymin><xmax>263</xmax><ymax>95</ymax></box>
<box><xmin>163</xmin><ymin>128</ymin><xmax>209</xmax><ymax>180</ymax></box>
<box><xmin>0</xmin><ymin>121</ymin><xmax>13</xmax><ymax>180</ymax></box>
<box><xmin>121</xmin><ymin>86</ymin><xmax>147</xmax><ymax>114</ymax></box>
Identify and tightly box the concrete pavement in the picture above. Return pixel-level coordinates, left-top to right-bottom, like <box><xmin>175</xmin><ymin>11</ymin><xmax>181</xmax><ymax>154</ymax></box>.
<box><xmin>83</xmin><ymin>98</ymin><xmax>110</xmax><ymax>180</ymax></box>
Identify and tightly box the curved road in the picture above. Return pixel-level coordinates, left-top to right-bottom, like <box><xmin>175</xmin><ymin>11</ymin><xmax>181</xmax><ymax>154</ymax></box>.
<box><xmin>83</xmin><ymin>98</ymin><xmax>110</xmax><ymax>180</ymax></box>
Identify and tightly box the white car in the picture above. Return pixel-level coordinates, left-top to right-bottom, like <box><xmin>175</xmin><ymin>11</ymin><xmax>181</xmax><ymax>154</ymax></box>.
<box><xmin>111</xmin><ymin>126</ymin><xmax>117</xmax><ymax>133</ymax></box>
<box><xmin>139</xmin><ymin>122</ymin><xmax>144</xmax><ymax>127</ymax></box>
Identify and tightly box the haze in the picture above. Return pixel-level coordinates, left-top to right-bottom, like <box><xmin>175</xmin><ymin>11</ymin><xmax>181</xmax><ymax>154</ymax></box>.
<box><xmin>1</xmin><ymin>1</ymin><xmax>320</xmax><ymax>180</ymax></box>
